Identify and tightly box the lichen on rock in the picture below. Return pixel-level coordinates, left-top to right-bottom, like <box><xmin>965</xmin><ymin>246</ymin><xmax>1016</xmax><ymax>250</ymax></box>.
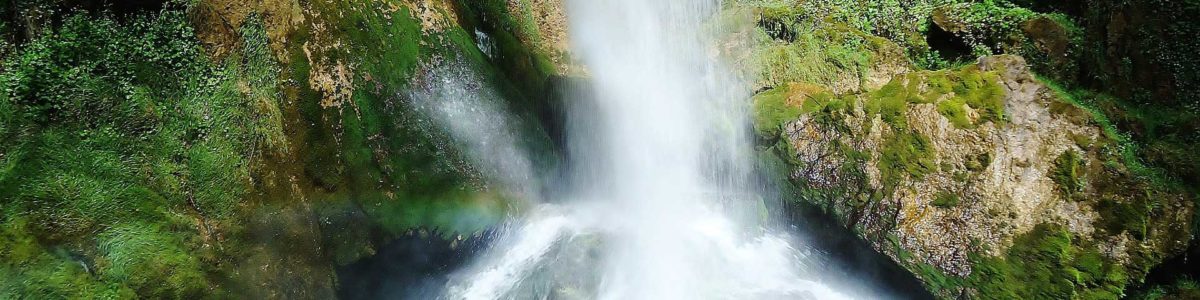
<box><xmin>765</xmin><ymin>55</ymin><xmax>1193</xmax><ymax>297</ymax></box>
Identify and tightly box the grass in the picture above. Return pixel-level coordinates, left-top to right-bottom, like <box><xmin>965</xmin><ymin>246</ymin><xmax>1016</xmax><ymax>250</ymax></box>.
<box><xmin>0</xmin><ymin>1</ymin><xmax>544</xmax><ymax>296</ymax></box>
<box><xmin>745</xmin><ymin>8</ymin><xmax>891</xmax><ymax>92</ymax></box>
<box><xmin>0</xmin><ymin>7</ymin><xmax>278</xmax><ymax>297</ymax></box>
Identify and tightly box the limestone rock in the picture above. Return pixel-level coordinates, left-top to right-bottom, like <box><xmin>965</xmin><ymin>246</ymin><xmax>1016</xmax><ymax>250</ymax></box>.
<box><xmin>770</xmin><ymin>55</ymin><xmax>1192</xmax><ymax>297</ymax></box>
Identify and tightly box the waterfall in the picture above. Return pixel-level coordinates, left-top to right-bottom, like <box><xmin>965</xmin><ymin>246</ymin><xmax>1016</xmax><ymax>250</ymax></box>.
<box><xmin>441</xmin><ymin>1</ymin><xmax>859</xmax><ymax>299</ymax></box>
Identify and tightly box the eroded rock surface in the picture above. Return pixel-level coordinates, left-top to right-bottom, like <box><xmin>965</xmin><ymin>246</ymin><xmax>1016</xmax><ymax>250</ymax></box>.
<box><xmin>762</xmin><ymin>55</ymin><xmax>1192</xmax><ymax>297</ymax></box>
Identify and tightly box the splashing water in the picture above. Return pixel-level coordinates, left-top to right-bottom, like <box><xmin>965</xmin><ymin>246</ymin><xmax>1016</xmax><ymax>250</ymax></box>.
<box><xmin>441</xmin><ymin>1</ymin><xmax>857</xmax><ymax>299</ymax></box>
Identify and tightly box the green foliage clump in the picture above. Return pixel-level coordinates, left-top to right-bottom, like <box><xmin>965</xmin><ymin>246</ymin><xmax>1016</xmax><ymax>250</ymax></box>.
<box><xmin>742</xmin><ymin>2</ymin><xmax>897</xmax><ymax>92</ymax></box>
<box><xmin>1052</xmin><ymin>150</ymin><xmax>1086</xmax><ymax>199</ymax></box>
<box><xmin>0</xmin><ymin>8</ymin><xmax>285</xmax><ymax>298</ymax></box>
<box><xmin>968</xmin><ymin>223</ymin><xmax>1128</xmax><ymax>299</ymax></box>
<box><xmin>932</xmin><ymin>2</ymin><xmax>1037</xmax><ymax>56</ymax></box>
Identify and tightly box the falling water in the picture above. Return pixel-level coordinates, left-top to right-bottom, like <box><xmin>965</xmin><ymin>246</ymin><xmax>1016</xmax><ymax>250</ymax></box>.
<box><xmin>442</xmin><ymin>1</ymin><xmax>857</xmax><ymax>299</ymax></box>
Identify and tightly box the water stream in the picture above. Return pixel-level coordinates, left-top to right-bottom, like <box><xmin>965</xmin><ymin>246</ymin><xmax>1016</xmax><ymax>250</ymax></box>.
<box><xmin>438</xmin><ymin>1</ymin><xmax>866</xmax><ymax>299</ymax></box>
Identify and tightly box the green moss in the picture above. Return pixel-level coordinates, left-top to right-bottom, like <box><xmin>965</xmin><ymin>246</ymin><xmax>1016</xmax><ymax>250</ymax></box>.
<box><xmin>453</xmin><ymin>0</ymin><xmax>557</xmax><ymax>95</ymax></box>
<box><xmin>752</xmin><ymin>87</ymin><xmax>802</xmax><ymax>140</ymax></box>
<box><xmin>1129</xmin><ymin>277</ymin><xmax>1200</xmax><ymax>300</ymax></box>
<box><xmin>954</xmin><ymin>68</ymin><xmax>1007</xmax><ymax>124</ymax></box>
<box><xmin>1052</xmin><ymin>150</ymin><xmax>1086</xmax><ymax>199</ymax></box>
<box><xmin>937</xmin><ymin>97</ymin><xmax>973</xmax><ymax>128</ymax></box>
<box><xmin>0</xmin><ymin>8</ymin><xmax>286</xmax><ymax>298</ymax></box>
<box><xmin>865</xmin><ymin>80</ymin><xmax>911</xmax><ymax>129</ymax></box>
<box><xmin>862</xmin><ymin>66</ymin><xmax>1006</xmax><ymax>131</ymax></box>
<box><xmin>879</xmin><ymin>130</ymin><xmax>937</xmax><ymax>187</ymax></box>
<box><xmin>968</xmin><ymin>223</ymin><xmax>1128</xmax><ymax>299</ymax></box>
<box><xmin>1094</xmin><ymin>198</ymin><xmax>1150</xmax><ymax>240</ymax></box>
<box><xmin>932</xmin><ymin>191</ymin><xmax>961</xmax><ymax>208</ymax></box>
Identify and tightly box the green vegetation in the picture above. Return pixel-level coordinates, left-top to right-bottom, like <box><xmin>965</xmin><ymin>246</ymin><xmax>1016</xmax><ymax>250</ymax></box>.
<box><xmin>453</xmin><ymin>0</ymin><xmax>558</xmax><ymax>96</ymax></box>
<box><xmin>951</xmin><ymin>67</ymin><xmax>1006</xmax><ymax>124</ymax></box>
<box><xmin>932</xmin><ymin>191</ymin><xmax>960</xmax><ymax>208</ymax></box>
<box><xmin>1052</xmin><ymin>150</ymin><xmax>1086</xmax><ymax>199</ymax></box>
<box><xmin>738</xmin><ymin>0</ymin><xmax>1083</xmax><ymax>73</ymax></box>
<box><xmin>1129</xmin><ymin>277</ymin><xmax>1200</xmax><ymax>300</ymax></box>
<box><xmin>861</xmin><ymin>66</ymin><xmax>1006</xmax><ymax>131</ymax></box>
<box><xmin>968</xmin><ymin>223</ymin><xmax>1127</xmax><ymax>299</ymax></box>
<box><xmin>865</xmin><ymin>80</ymin><xmax>917</xmax><ymax>129</ymax></box>
<box><xmin>752</xmin><ymin>86</ymin><xmax>803</xmax><ymax>139</ymax></box>
<box><xmin>879</xmin><ymin>130</ymin><xmax>937</xmax><ymax>186</ymax></box>
<box><xmin>937</xmin><ymin>98</ymin><xmax>973</xmax><ymax>128</ymax></box>
<box><xmin>0</xmin><ymin>7</ymin><xmax>281</xmax><ymax>297</ymax></box>
<box><xmin>0</xmin><ymin>0</ymin><xmax>548</xmax><ymax>297</ymax></box>
<box><xmin>1095</xmin><ymin>198</ymin><xmax>1151</xmax><ymax>240</ymax></box>
<box><xmin>293</xmin><ymin>0</ymin><xmax>514</xmax><ymax>238</ymax></box>
<box><xmin>930</xmin><ymin>2</ymin><xmax>1037</xmax><ymax>56</ymax></box>
<box><xmin>750</xmin><ymin>0</ymin><xmax>1197</xmax><ymax>298</ymax></box>
<box><xmin>743</xmin><ymin>2</ymin><xmax>901</xmax><ymax>92</ymax></box>
<box><xmin>275</xmin><ymin>0</ymin><xmax>563</xmax><ymax>244</ymax></box>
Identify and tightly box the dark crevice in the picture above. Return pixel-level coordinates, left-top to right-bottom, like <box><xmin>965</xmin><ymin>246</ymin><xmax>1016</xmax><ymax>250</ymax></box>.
<box><xmin>925</xmin><ymin>22</ymin><xmax>973</xmax><ymax>63</ymax></box>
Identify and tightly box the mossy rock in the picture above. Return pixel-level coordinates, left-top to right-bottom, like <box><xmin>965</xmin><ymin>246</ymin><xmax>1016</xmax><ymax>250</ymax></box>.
<box><xmin>967</xmin><ymin>223</ymin><xmax>1128</xmax><ymax>299</ymax></box>
<box><xmin>752</xmin><ymin>83</ymin><xmax>831</xmax><ymax>140</ymax></box>
<box><xmin>1052</xmin><ymin>150</ymin><xmax>1087</xmax><ymax>199</ymax></box>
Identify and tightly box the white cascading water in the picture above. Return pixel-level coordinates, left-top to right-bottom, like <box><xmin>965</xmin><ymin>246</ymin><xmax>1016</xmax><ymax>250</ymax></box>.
<box><xmin>441</xmin><ymin>1</ymin><xmax>857</xmax><ymax>299</ymax></box>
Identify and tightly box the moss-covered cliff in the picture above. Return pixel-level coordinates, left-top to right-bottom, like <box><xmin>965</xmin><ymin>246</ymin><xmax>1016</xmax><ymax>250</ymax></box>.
<box><xmin>0</xmin><ymin>0</ymin><xmax>565</xmax><ymax>297</ymax></box>
<box><xmin>0</xmin><ymin>0</ymin><xmax>1195</xmax><ymax>298</ymax></box>
<box><xmin>738</xmin><ymin>0</ymin><xmax>1199</xmax><ymax>298</ymax></box>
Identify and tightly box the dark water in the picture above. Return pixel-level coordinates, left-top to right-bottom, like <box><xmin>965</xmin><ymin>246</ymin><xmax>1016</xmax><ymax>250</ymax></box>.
<box><xmin>335</xmin><ymin>230</ymin><xmax>494</xmax><ymax>300</ymax></box>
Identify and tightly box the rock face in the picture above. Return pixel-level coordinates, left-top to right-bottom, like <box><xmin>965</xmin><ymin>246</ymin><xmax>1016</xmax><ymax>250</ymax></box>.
<box><xmin>0</xmin><ymin>0</ymin><xmax>563</xmax><ymax>298</ymax></box>
<box><xmin>761</xmin><ymin>55</ymin><xmax>1192</xmax><ymax>297</ymax></box>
